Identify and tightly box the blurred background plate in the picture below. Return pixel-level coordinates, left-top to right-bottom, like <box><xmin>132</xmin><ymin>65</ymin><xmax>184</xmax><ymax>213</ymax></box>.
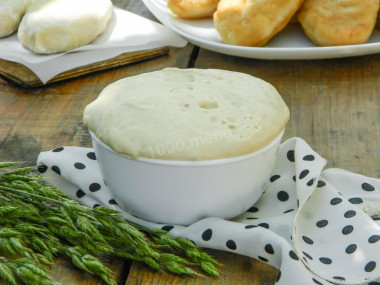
<box><xmin>143</xmin><ymin>0</ymin><xmax>380</xmax><ymax>60</ymax></box>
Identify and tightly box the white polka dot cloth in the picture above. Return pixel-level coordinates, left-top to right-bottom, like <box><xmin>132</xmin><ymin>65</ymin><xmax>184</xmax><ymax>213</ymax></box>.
<box><xmin>37</xmin><ymin>138</ymin><xmax>380</xmax><ymax>285</ymax></box>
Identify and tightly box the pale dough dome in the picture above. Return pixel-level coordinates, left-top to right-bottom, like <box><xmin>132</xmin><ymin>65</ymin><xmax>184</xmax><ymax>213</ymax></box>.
<box><xmin>83</xmin><ymin>68</ymin><xmax>289</xmax><ymax>160</ymax></box>
<box><xmin>18</xmin><ymin>0</ymin><xmax>112</xmax><ymax>54</ymax></box>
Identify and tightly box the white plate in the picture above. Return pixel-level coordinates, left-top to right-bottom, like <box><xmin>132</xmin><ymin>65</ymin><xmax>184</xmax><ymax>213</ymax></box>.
<box><xmin>142</xmin><ymin>0</ymin><xmax>380</xmax><ymax>60</ymax></box>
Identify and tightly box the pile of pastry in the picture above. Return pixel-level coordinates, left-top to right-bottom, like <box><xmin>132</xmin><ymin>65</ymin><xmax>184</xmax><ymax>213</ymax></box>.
<box><xmin>168</xmin><ymin>0</ymin><xmax>380</xmax><ymax>47</ymax></box>
<box><xmin>0</xmin><ymin>0</ymin><xmax>113</xmax><ymax>54</ymax></box>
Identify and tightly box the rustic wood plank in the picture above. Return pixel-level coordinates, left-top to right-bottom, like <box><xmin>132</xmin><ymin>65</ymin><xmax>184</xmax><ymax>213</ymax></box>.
<box><xmin>125</xmin><ymin>249</ymin><xmax>278</xmax><ymax>285</ymax></box>
<box><xmin>194</xmin><ymin>50</ymin><xmax>380</xmax><ymax>178</ymax></box>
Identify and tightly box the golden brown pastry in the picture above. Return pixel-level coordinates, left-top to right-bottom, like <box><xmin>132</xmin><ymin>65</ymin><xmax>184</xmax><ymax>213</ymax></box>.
<box><xmin>213</xmin><ymin>0</ymin><xmax>304</xmax><ymax>46</ymax></box>
<box><xmin>298</xmin><ymin>0</ymin><xmax>380</xmax><ymax>46</ymax></box>
<box><xmin>168</xmin><ymin>0</ymin><xmax>219</xmax><ymax>19</ymax></box>
<box><xmin>376</xmin><ymin>6</ymin><xmax>380</xmax><ymax>29</ymax></box>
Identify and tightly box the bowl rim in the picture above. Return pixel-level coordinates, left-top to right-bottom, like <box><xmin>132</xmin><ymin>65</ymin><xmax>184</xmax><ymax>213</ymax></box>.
<box><xmin>89</xmin><ymin>129</ymin><xmax>284</xmax><ymax>167</ymax></box>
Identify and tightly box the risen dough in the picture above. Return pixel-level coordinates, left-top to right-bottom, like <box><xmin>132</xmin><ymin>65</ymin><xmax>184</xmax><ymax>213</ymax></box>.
<box><xmin>83</xmin><ymin>68</ymin><xmax>289</xmax><ymax>160</ymax></box>
<box><xmin>167</xmin><ymin>0</ymin><xmax>220</xmax><ymax>19</ymax></box>
<box><xmin>0</xmin><ymin>0</ymin><xmax>34</xmax><ymax>38</ymax></box>
<box><xmin>213</xmin><ymin>0</ymin><xmax>304</xmax><ymax>46</ymax></box>
<box><xmin>18</xmin><ymin>0</ymin><xmax>113</xmax><ymax>54</ymax></box>
<box><xmin>298</xmin><ymin>0</ymin><xmax>380</xmax><ymax>46</ymax></box>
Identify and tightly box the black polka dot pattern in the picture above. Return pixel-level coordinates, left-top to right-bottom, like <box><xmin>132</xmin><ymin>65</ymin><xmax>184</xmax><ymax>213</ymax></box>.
<box><xmin>364</xmin><ymin>261</ymin><xmax>376</xmax><ymax>272</ymax></box>
<box><xmin>316</xmin><ymin>220</ymin><xmax>328</xmax><ymax>228</ymax></box>
<box><xmin>342</xmin><ymin>225</ymin><xmax>354</xmax><ymax>235</ymax></box>
<box><xmin>345</xmin><ymin>244</ymin><xmax>357</xmax><ymax>254</ymax></box>
<box><xmin>303</xmin><ymin>155</ymin><xmax>315</xmax><ymax>161</ymax></box>
<box><xmin>74</xmin><ymin>162</ymin><xmax>86</xmax><ymax>169</ymax></box>
<box><xmin>317</xmin><ymin>180</ymin><xmax>326</xmax><ymax>188</ymax></box>
<box><xmin>270</xmin><ymin>175</ymin><xmax>281</xmax><ymax>182</ymax></box>
<box><xmin>302</xmin><ymin>236</ymin><xmax>314</xmax><ymax>245</ymax></box>
<box><xmin>258</xmin><ymin>256</ymin><xmax>268</xmax><ymax>262</ymax></box>
<box><xmin>348</xmin><ymin>197</ymin><xmax>363</xmax><ymax>204</ymax></box>
<box><xmin>289</xmin><ymin>250</ymin><xmax>299</xmax><ymax>260</ymax></box>
<box><xmin>344</xmin><ymin>210</ymin><xmax>356</xmax><ymax>218</ymax></box>
<box><xmin>277</xmin><ymin>191</ymin><xmax>289</xmax><ymax>202</ymax></box>
<box><xmin>312</xmin><ymin>278</ymin><xmax>323</xmax><ymax>285</ymax></box>
<box><xmin>202</xmin><ymin>229</ymin><xmax>213</xmax><ymax>241</ymax></box>
<box><xmin>330</xmin><ymin>197</ymin><xmax>342</xmax><ymax>205</ymax></box>
<box><xmin>362</xmin><ymin>183</ymin><xmax>375</xmax><ymax>192</ymax></box>
<box><xmin>319</xmin><ymin>257</ymin><xmax>332</xmax><ymax>265</ymax></box>
<box><xmin>284</xmin><ymin>209</ymin><xmax>295</xmax><ymax>214</ymax></box>
<box><xmin>307</xmin><ymin>178</ymin><xmax>316</xmax><ymax>186</ymax></box>
<box><xmin>368</xmin><ymin>235</ymin><xmax>380</xmax><ymax>244</ymax></box>
<box><xmin>287</xmin><ymin>150</ymin><xmax>295</xmax><ymax>162</ymax></box>
<box><xmin>51</xmin><ymin>165</ymin><xmax>61</xmax><ymax>175</ymax></box>
<box><xmin>264</xmin><ymin>244</ymin><xmax>274</xmax><ymax>254</ymax></box>
<box><xmin>245</xmin><ymin>225</ymin><xmax>257</xmax><ymax>229</ymax></box>
<box><xmin>258</xmin><ymin>223</ymin><xmax>269</xmax><ymax>229</ymax></box>
<box><xmin>226</xmin><ymin>240</ymin><xmax>237</xmax><ymax>250</ymax></box>
<box><xmin>87</xmin><ymin>152</ymin><xmax>96</xmax><ymax>160</ymax></box>
<box><xmin>108</xmin><ymin>199</ymin><xmax>118</xmax><ymax>205</ymax></box>
<box><xmin>303</xmin><ymin>251</ymin><xmax>313</xmax><ymax>260</ymax></box>
<box><xmin>299</xmin><ymin>169</ymin><xmax>309</xmax><ymax>179</ymax></box>
<box><xmin>89</xmin><ymin>183</ymin><xmax>101</xmax><ymax>192</ymax></box>
<box><xmin>38</xmin><ymin>164</ymin><xmax>48</xmax><ymax>173</ymax></box>
<box><xmin>76</xmin><ymin>189</ymin><xmax>86</xmax><ymax>198</ymax></box>
<box><xmin>161</xmin><ymin>225</ymin><xmax>174</xmax><ymax>232</ymax></box>
<box><xmin>35</xmin><ymin>140</ymin><xmax>380</xmax><ymax>285</ymax></box>
<box><xmin>247</xmin><ymin>206</ymin><xmax>259</xmax><ymax>213</ymax></box>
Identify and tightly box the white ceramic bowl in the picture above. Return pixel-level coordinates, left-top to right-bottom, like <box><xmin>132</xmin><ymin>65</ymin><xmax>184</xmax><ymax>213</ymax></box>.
<box><xmin>90</xmin><ymin>130</ymin><xmax>283</xmax><ymax>225</ymax></box>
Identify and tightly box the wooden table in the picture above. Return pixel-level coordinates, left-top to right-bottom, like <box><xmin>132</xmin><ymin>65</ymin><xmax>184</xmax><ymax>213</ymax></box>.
<box><xmin>0</xmin><ymin>1</ymin><xmax>379</xmax><ymax>284</ymax></box>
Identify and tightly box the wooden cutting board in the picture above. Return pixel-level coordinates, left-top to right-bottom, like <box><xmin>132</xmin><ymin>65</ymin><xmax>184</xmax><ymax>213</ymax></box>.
<box><xmin>0</xmin><ymin>46</ymin><xmax>169</xmax><ymax>87</ymax></box>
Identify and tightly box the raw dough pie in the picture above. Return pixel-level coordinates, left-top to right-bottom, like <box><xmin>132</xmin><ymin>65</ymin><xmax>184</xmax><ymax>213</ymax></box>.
<box><xmin>83</xmin><ymin>68</ymin><xmax>289</xmax><ymax>160</ymax></box>
<box><xmin>0</xmin><ymin>0</ymin><xmax>34</xmax><ymax>38</ymax></box>
<box><xmin>18</xmin><ymin>0</ymin><xmax>113</xmax><ymax>54</ymax></box>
